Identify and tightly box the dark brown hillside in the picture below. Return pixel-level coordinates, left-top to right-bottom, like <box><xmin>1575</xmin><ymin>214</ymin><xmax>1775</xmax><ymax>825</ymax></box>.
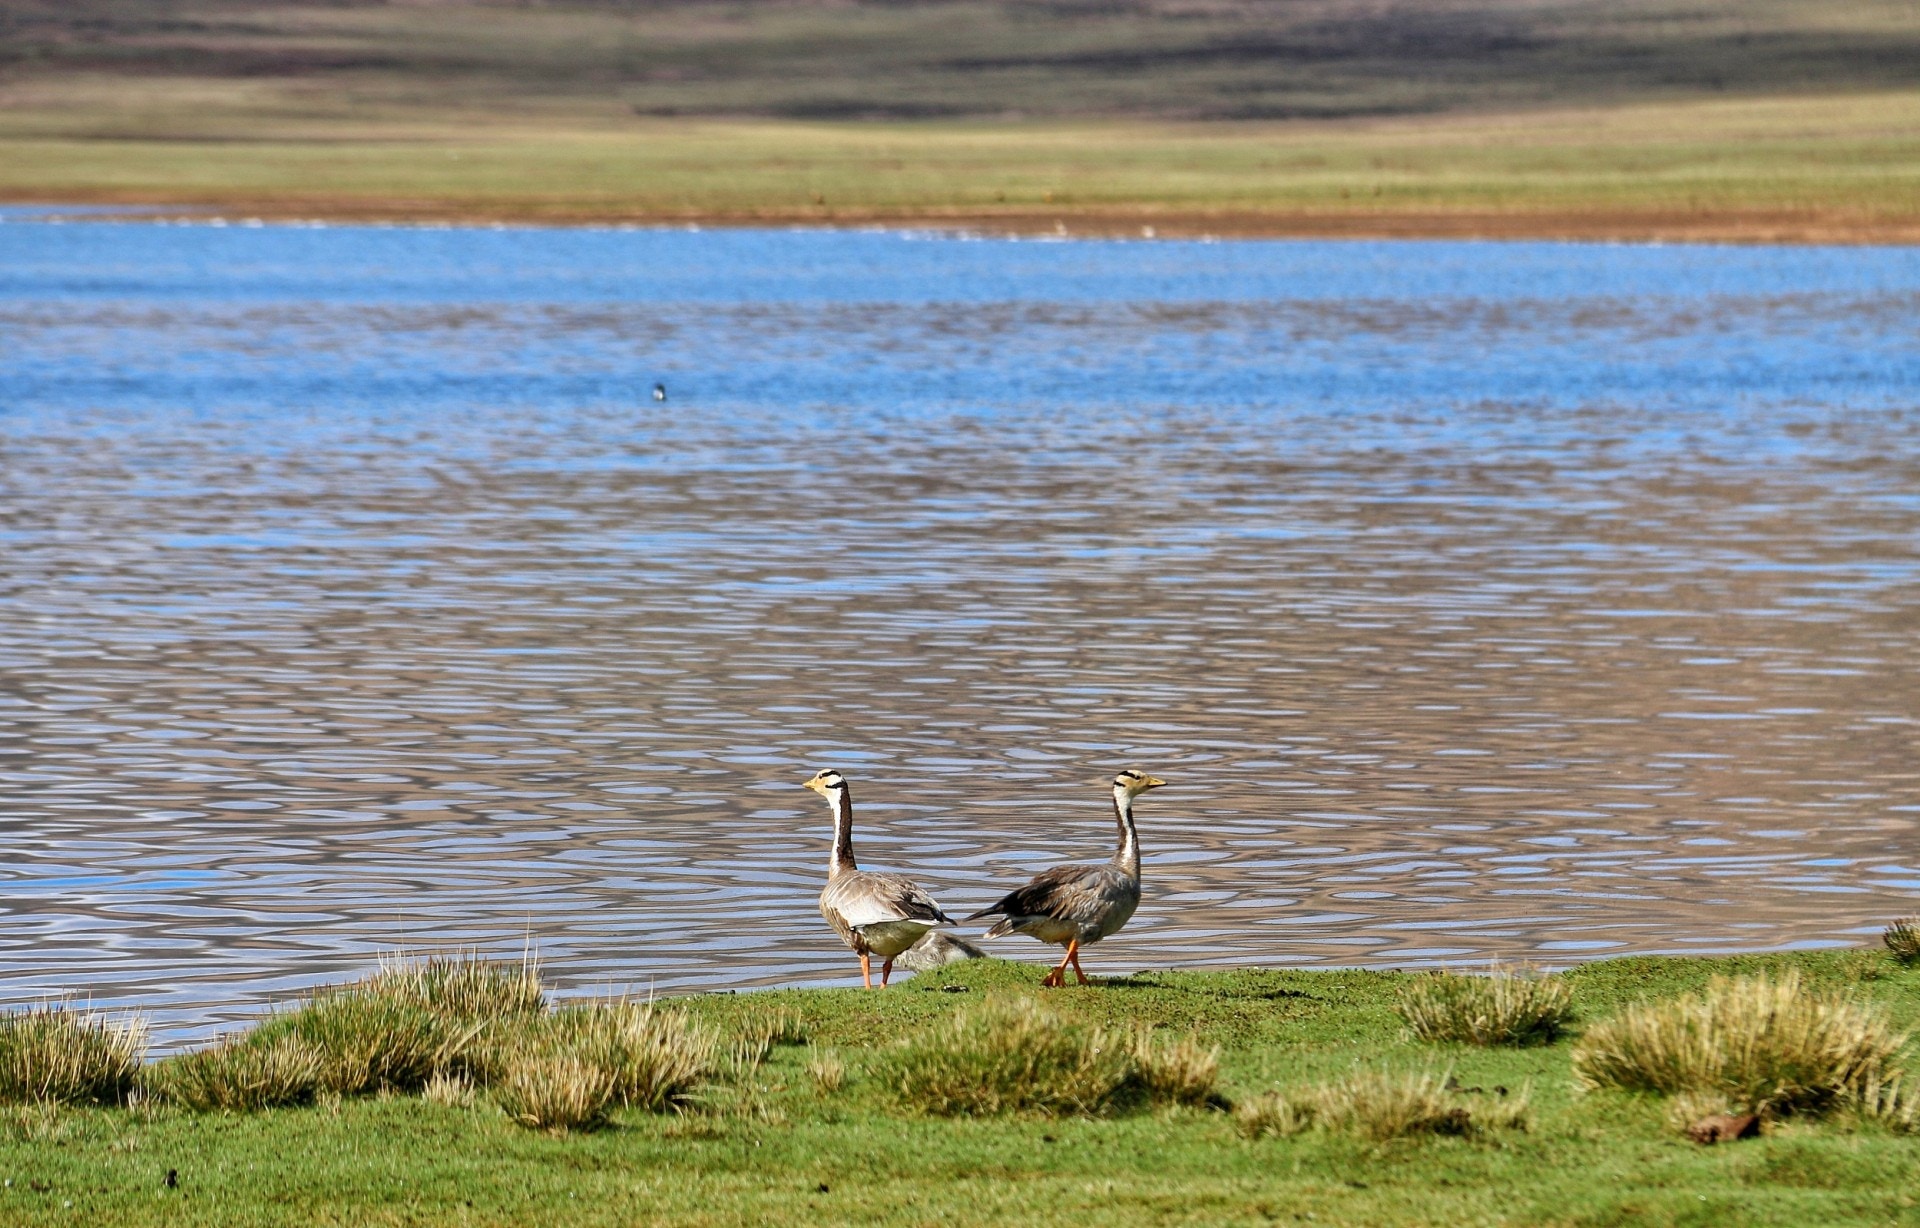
<box><xmin>2</xmin><ymin>0</ymin><xmax>1914</xmax><ymax>123</ymax></box>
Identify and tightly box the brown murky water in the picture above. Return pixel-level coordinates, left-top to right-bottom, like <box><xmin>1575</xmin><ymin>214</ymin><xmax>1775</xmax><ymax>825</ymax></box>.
<box><xmin>3</xmin><ymin>220</ymin><xmax>1917</xmax><ymax>1039</ymax></box>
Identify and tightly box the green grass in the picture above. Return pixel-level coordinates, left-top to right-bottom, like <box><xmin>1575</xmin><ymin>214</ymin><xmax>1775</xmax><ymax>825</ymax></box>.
<box><xmin>1</xmin><ymin>93</ymin><xmax>1916</xmax><ymax>240</ymax></box>
<box><xmin>0</xmin><ymin>1</ymin><xmax>1916</xmax><ymax>238</ymax></box>
<box><xmin>0</xmin><ymin>951</ymin><xmax>1916</xmax><ymax>1225</ymax></box>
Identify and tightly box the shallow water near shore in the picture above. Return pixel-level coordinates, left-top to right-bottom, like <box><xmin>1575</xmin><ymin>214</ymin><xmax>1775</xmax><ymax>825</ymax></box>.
<box><xmin>2</xmin><ymin>214</ymin><xmax>1918</xmax><ymax>1042</ymax></box>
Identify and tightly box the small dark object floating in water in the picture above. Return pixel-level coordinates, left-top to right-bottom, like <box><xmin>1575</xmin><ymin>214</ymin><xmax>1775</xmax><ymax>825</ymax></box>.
<box><xmin>652</xmin><ymin>383</ymin><xmax>667</xmax><ymax>402</ymax></box>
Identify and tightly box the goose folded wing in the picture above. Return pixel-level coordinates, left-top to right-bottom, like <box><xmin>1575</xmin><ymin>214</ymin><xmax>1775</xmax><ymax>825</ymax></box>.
<box><xmin>970</xmin><ymin>862</ymin><xmax>1106</xmax><ymax>921</ymax></box>
<box><xmin>835</xmin><ymin>874</ymin><xmax>952</xmax><ymax>927</ymax></box>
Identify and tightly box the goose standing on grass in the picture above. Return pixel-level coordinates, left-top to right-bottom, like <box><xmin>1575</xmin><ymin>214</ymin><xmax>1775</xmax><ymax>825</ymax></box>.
<box><xmin>967</xmin><ymin>768</ymin><xmax>1166</xmax><ymax>987</ymax></box>
<box><xmin>805</xmin><ymin>768</ymin><xmax>954</xmax><ymax>988</ymax></box>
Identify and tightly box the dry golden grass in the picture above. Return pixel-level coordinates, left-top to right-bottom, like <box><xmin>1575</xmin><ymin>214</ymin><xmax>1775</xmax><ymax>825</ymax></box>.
<box><xmin>1237</xmin><ymin>1069</ymin><xmax>1530</xmax><ymax>1142</ymax></box>
<box><xmin>0</xmin><ymin>1005</ymin><xmax>146</xmax><ymax>1107</ymax></box>
<box><xmin>493</xmin><ymin>1055</ymin><xmax>617</xmax><ymax>1134</ymax></box>
<box><xmin>363</xmin><ymin>952</ymin><xmax>546</xmax><ymax>1021</ymax></box>
<box><xmin>885</xmin><ymin>997</ymin><xmax>1219</xmax><ymax>1118</ymax></box>
<box><xmin>886</xmin><ymin>997</ymin><xmax>1138</xmax><ymax>1118</ymax></box>
<box><xmin>1571</xmin><ymin>970</ymin><xmax>1907</xmax><ymax>1117</ymax></box>
<box><xmin>149</xmin><ymin>1033</ymin><xmax>324</xmax><ymax>1112</ymax></box>
<box><xmin>535</xmin><ymin>1002</ymin><xmax>719</xmax><ymax>1114</ymax></box>
<box><xmin>1397</xmin><ymin>968</ymin><xmax>1576</xmax><ymax>1047</ymax></box>
<box><xmin>804</xmin><ymin>1051</ymin><xmax>846</xmax><ymax>1096</ymax></box>
<box><xmin>1883</xmin><ymin>918</ymin><xmax>1920</xmax><ymax>965</ymax></box>
<box><xmin>1128</xmin><ymin>1028</ymin><xmax>1223</xmax><ymax>1110</ymax></box>
<box><xmin>421</xmin><ymin>1071</ymin><xmax>480</xmax><ymax>1110</ymax></box>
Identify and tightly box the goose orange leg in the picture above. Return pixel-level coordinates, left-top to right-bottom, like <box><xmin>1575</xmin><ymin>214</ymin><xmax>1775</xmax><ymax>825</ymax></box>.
<box><xmin>859</xmin><ymin>952</ymin><xmax>873</xmax><ymax>989</ymax></box>
<box><xmin>1067</xmin><ymin>942</ymin><xmax>1090</xmax><ymax>986</ymax></box>
<box><xmin>1043</xmin><ymin>940</ymin><xmax>1079</xmax><ymax>988</ymax></box>
<box><xmin>880</xmin><ymin>958</ymin><xmax>895</xmax><ymax>988</ymax></box>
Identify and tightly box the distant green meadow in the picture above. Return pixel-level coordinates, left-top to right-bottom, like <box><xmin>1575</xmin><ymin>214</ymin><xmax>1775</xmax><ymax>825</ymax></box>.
<box><xmin>1</xmin><ymin>951</ymin><xmax>1916</xmax><ymax>1227</ymax></box>
<box><xmin>4</xmin><ymin>91</ymin><xmax>1918</xmax><ymax>241</ymax></box>
<box><xmin>5</xmin><ymin>0</ymin><xmax>1916</xmax><ymax>238</ymax></box>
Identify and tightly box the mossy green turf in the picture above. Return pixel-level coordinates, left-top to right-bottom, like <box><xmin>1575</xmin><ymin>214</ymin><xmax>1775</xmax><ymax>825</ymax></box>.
<box><xmin>4</xmin><ymin>952</ymin><xmax>1917</xmax><ymax>1227</ymax></box>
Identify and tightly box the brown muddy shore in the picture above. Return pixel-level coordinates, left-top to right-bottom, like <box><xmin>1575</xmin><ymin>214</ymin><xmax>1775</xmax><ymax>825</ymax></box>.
<box><xmin>10</xmin><ymin>193</ymin><xmax>1917</xmax><ymax>244</ymax></box>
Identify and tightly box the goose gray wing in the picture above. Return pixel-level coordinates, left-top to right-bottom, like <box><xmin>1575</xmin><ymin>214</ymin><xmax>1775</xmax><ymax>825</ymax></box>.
<box><xmin>823</xmin><ymin>870</ymin><xmax>954</xmax><ymax>928</ymax></box>
<box><xmin>967</xmin><ymin>861</ymin><xmax>1133</xmax><ymax>936</ymax></box>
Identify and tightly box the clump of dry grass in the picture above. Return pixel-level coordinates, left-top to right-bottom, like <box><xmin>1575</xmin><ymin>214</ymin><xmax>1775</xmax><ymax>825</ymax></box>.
<box><xmin>1397</xmin><ymin>968</ymin><xmax>1574</xmax><ymax>1047</ymax></box>
<box><xmin>1884</xmin><ymin>918</ymin><xmax>1920</xmax><ymax>966</ymax></box>
<box><xmin>0</xmin><ymin>1005</ymin><xmax>146</xmax><ymax>1106</ymax></box>
<box><xmin>1235</xmin><ymin>1089</ymin><xmax>1319</xmax><ymax>1139</ymax></box>
<box><xmin>537</xmin><ymin>1002</ymin><xmax>719</xmax><ymax>1113</ymax></box>
<box><xmin>886</xmin><ymin>998</ymin><xmax>1217</xmax><ymax>1118</ymax></box>
<box><xmin>494</xmin><ymin>1055</ymin><xmax>618</xmax><ymax>1133</ymax></box>
<box><xmin>1236</xmin><ymin>1070</ymin><xmax>1530</xmax><ymax>1142</ymax></box>
<box><xmin>1847</xmin><ymin>1069</ymin><xmax>1920</xmax><ymax>1133</ymax></box>
<box><xmin>421</xmin><ymin>1070</ymin><xmax>479</xmax><ymax>1109</ymax></box>
<box><xmin>149</xmin><ymin>1033</ymin><xmax>323</xmax><ymax>1112</ymax></box>
<box><xmin>364</xmin><ymin>952</ymin><xmax>546</xmax><ymax>1021</ymax></box>
<box><xmin>887</xmin><ymin>998</ymin><xmax>1136</xmax><ymax>1117</ymax></box>
<box><xmin>1128</xmin><ymin>1028</ymin><xmax>1223</xmax><ymax>1109</ymax></box>
<box><xmin>278</xmin><ymin>992</ymin><xmax>472</xmax><ymax>1096</ymax></box>
<box><xmin>805</xmin><ymin>1051</ymin><xmax>846</xmax><ymax>1096</ymax></box>
<box><xmin>1571</xmin><ymin>970</ymin><xmax>1907</xmax><ymax>1117</ymax></box>
<box><xmin>730</xmin><ymin>1003</ymin><xmax>807</xmax><ymax>1052</ymax></box>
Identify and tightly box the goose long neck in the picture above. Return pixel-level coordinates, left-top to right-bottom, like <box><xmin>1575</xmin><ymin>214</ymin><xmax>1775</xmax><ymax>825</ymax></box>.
<box><xmin>1111</xmin><ymin>785</ymin><xmax>1140</xmax><ymax>879</ymax></box>
<box><xmin>827</xmin><ymin>787</ymin><xmax>857</xmax><ymax>878</ymax></box>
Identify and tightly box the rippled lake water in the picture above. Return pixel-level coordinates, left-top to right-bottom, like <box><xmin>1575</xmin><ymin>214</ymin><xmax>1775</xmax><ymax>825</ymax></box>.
<box><xmin>3</xmin><ymin>214</ymin><xmax>1918</xmax><ymax>1040</ymax></box>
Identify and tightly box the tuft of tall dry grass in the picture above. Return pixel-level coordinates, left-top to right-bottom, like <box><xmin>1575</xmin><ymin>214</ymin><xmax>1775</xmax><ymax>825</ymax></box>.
<box><xmin>1397</xmin><ymin>968</ymin><xmax>1574</xmax><ymax>1047</ymax></box>
<box><xmin>886</xmin><ymin>998</ymin><xmax>1219</xmax><ymax>1118</ymax></box>
<box><xmin>1236</xmin><ymin>1069</ymin><xmax>1530</xmax><ymax>1142</ymax></box>
<box><xmin>535</xmin><ymin>1002</ymin><xmax>719</xmax><ymax>1113</ymax></box>
<box><xmin>1848</xmin><ymin>1069</ymin><xmax>1920</xmax><ymax>1133</ymax></box>
<box><xmin>278</xmin><ymin>992</ymin><xmax>475</xmax><ymax>1096</ymax></box>
<box><xmin>887</xmin><ymin>998</ymin><xmax>1135</xmax><ymax>1117</ymax></box>
<box><xmin>804</xmin><ymin>1051</ymin><xmax>846</xmax><ymax>1096</ymax></box>
<box><xmin>1571</xmin><ymin>970</ymin><xmax>1907</xmax><ymax>1117</ymax></box>
<box><xmin>494</xmin><ymin>1055</ymin><xmax>618</xmax><ymax>1133</ymax></box>
<box><xmin>1885</xmin><ymin>918</ymin><xmax>1920</xmax><ymax>966</ymax></box>
<box><xmin>0</xmin><ymin>1005</ymin><xmax>145</xmax><ymax>1106</ymax></box>
<box><xmin>364</xmin><ymin>952</ymin><xmax>546</xmax><ymax>1021</ymax></box>
<box><xmin>149</xmin><ymin>1033</ymin><xmax>323</xmax><ymax>1112</ymax></box>
<box><xmin>1128</xmin><ymin>1027</ymin><xmax>1222</xmax><ymax>1109</ymax></box>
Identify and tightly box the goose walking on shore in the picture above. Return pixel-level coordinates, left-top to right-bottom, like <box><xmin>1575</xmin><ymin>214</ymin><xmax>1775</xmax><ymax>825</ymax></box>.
<box><xmin>968</xmin><ymin>768</ymin><xmax>1167</xmax><ymax>987</ymax></box>
<box><xmin>805</xmin><ymin>768</ymin><xmax>954</xmax><ymax>988</ymax></box>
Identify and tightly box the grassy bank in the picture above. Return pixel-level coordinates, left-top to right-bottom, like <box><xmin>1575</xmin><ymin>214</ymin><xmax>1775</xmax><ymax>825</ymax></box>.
<box><xmin>1</xmin><ymin>949</ymin><xmax>1917</xmax><ymax>1226</ymax></box>
<box><xmin>4</xmin><ymin>92</ymin><xmax>1918</xmax><ymax>241</ymax></box>
<box><xmin>3</xmin><ymin>0</ymin><xmax>1917</xmax><ymax>240</ymax></box>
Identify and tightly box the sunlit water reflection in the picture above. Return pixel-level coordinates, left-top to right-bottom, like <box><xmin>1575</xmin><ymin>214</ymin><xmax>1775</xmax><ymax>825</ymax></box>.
<box><xmin>2</xmin><ymin>215</ymin><xmax>1917</xmax><ymax>1041</ymax></box>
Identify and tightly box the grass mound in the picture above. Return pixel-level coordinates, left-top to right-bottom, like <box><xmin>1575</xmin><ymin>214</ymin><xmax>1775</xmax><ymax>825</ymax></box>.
<box><xmin>495</xmin><ymin>1055</ymin><xmax>619</xmax><ymax>1134</ymax></box>
<box><xmin>150</xmin><ymin>956</ymin><xmax>722</xmax><ymax>1130</ymax></box>
<box><xmin>0</xmin><ymin>1006</ymin><xmax>145</xmax><ymax>1107</ymax></box>
<box><xmin>1397</xmin><ymin>969</ymin><xmax>1574</xmax><ymax>1047</ymax></box>
<box><xmin>149</xmin><ymin>1033</ymin><xmax>323</xmax><ymax>1112</ymax></box>
<box><xmin>1237</xmin><ymin>1070</ymin><xmax>1530</xmax><ymax>1142</ymax></box>
<box><xmin>533</xmin><ymin>1003</ymin><xmax>719</xmax><ymax>1113</ymax></box>
<box><xmin>362</xmin><ymin>952</ymin><xmax>546</xmax><ymax>1020</ymax></box>
<box><xmin>1571</xmin><ymin>970</ymin><xmax>1907</xmax><ymax>1117</ymax></box>
<box><xmin>1128</xmin><ymin>1027</ymin><xmax>1223</xmax><ymax>1109</ymax></box>
<box><xmin>276</xmin><ymin>990</ymin><xmax>471</xmax><ymax>1096</ymax></box>
<box><xmin>885</xmin><ymin>997</ymin><xmax>1217</xmax><ymax>1118</ymax></box>
<box><xmin>1885</xmin><ymin>918</ymin><xmax>1920</xmax><ymax>965</ymax></box>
